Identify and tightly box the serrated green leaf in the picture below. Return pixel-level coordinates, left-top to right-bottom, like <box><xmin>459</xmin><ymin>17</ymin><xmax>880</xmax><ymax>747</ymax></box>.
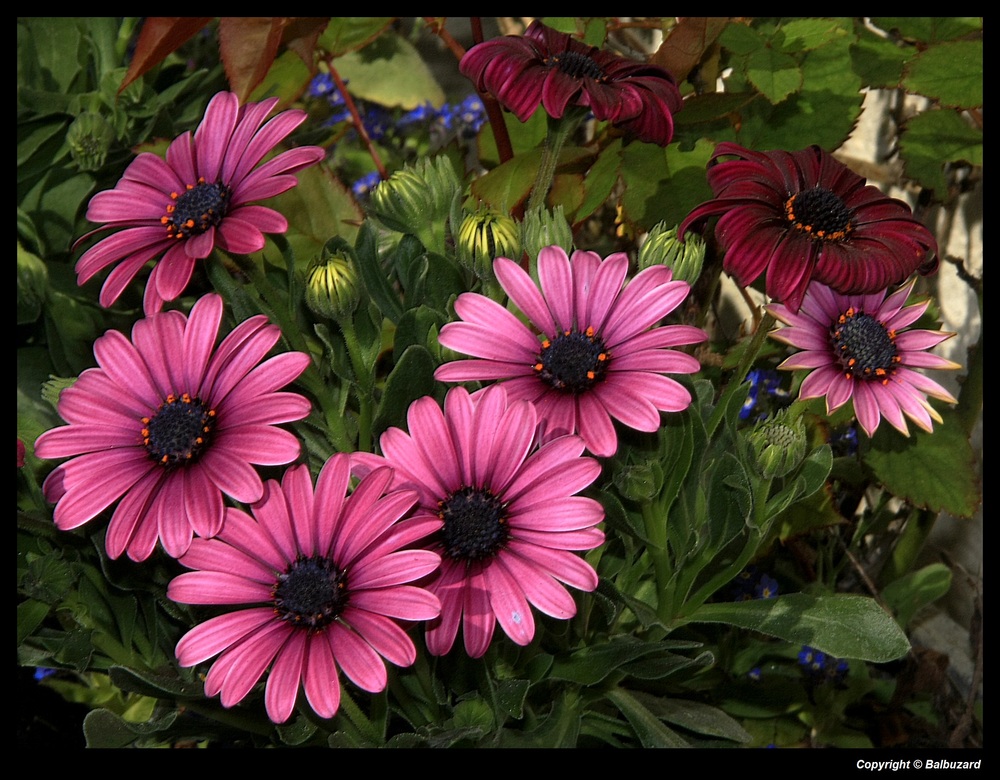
<box><xmin>17</xmin><ymin>599</ymin><xmax>51</xmax><ymax>645</ymax></box>
<box><xmin>686</xmin><ymin>593</ymin><xmax>910</xmax><ymax>662</ymax></box>
<box><xmin>904</xmin><ymin>40</ymin><xmax>982</xmax><ymax>108</ymax></box>
<box><xmin>746</xmin><ymin>47</ymin><xmax>802</xmax><ymax>104</ymax></box>
<box><xmin>865</xmin><ymin>409</ymin><xmax>980</xmax><ymax>518</ymax></box>
<box><xmin>719</xmin><ymin>22</ymin><xmax>765</xmax><ymax>55</ymax></box>
<box><xmin>776</xmin><ymin>18</ymin><xmax>850</xmax><ymax>53</ymax></box>
<box><xmin>319</xmin><ymin>18</ymin><xmax>395</xmax><ymax>57</ymax></box>
<box><xmin>870</xmin><ymin>17</ymin><xmax>982</xmax><ymax>44</ymax></box>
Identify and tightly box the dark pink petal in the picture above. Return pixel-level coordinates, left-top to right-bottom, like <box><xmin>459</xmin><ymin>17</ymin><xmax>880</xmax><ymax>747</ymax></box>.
<box><xmin>168</xmin><ymin>570</ymin><xmax>272</xmax><ymax>604</ymax></box>
<box><xmin>174</xmin><ymin>608</ymin><xmax>274</xmax><ymax>666</ymax></box>
<box><xmin>303</xmin><ymin>631</ymin><xmax>341</xmax><ymax>718</ymax></box>
<box><xmin>484</xmin><ymin>560</ymin><xmax>535</xmax><ymax>646</ymax></box>
<box><xmin>342</xmin><ymin>609</ymin><xmax>417</xmax><ymax>668</ymax></box>
<box><xmin>328</xmin><ymin>622</ymin><xmax>387</xmax><ymax>692</ymax></box>
<box><xmin>265</xmin><ymin>631</ymin><xmax>307</xmax><ymax>723</ymax></box>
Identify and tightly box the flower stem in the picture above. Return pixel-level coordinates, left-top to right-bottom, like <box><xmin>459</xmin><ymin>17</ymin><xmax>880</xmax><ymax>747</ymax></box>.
<box><xmin>526</xmin><ymin>114</ymin><xmax>580</xmax><ymax>215</ymax></box>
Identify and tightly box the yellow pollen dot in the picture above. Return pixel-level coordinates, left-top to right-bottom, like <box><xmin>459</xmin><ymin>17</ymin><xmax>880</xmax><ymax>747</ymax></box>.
<box><xmin>534</xmin><ymin>362</ymin><xmax>544</xmax><ymax>372</ymax></box>
<box><xmin>585</xmin><ymin>326</ymin><xmax>595</xmax><ymax>337</ymax></box>
<box><xmin>541</xmin><ymin>339</ymin><xmax>550</xmax><ymax>349</ymax></box>
<box><xmin>171</xmin><ymin>192</ymin><xmax>180</xmax><ymax>200</ymax></box>
<box><xmin>587</xmin><ymin>371</ymin><xmax>595</xmax><ymax>380</ymax></box>
<box><xmin>598</xmin><ymin>353</ymin><xmax>607</xmax><ymax>362</ymax></box>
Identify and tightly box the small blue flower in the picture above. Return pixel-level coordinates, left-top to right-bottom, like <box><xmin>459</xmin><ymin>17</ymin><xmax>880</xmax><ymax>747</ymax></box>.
<box><xmin>754</xmin><ymin>573</ymin><xmax>779</xmax><ymax>600</ymax></box>
<box><xmin>33</xmin><ymin>667</ymin><xmax>56</xmax><ymax>681</ymax></box>
<box><xmin>307</xmin><ymin>72</ymin><xmax>335</xmax><ymax>98</ymax></box>
<box><xmin>747</xmin><ymin>667</ymin><xmax>763</xmax><ymax>682</ymax></box>
<box><xmin>351</xmin><ymin>171</ymin><xmax>383</xmax><ymax>200</ymax></box>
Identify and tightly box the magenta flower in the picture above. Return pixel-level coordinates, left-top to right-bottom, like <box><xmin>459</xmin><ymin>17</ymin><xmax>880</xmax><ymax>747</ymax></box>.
<box><xmin>169</xmin><ymin>457</ymin><xmax>441</xmax><ymax>724</ymax></box>
<box><xmin>33</xmin><ymin>293</ymin><xmax>311</xmax><ymax>561</ymax></box>
<box><xmin>434</xmin><ymin>246</ymin><xmax>707</xmax><ymax>457</ymax></box>
<box><xmin>75</xmin><ymin>91</ymin><xmax>326</xmax><ymax>313</ymax></box>
<box><xmin>460</xmin><ymin>20</ymin><xmax>682</xmax><ymax>146</ymax></box>
<box><xmin>351</xmin><ymin>384</ymin><xmax>605</xmax><ymax>658</ymax></box>
<box><xmin>679</xmin><ymin>142</ymin><xmax>939</xmax><ymax>313</ymax></box>
<box><xmin>767</xmin><ymin>280</ymin><xmax>960</xmax><ymax>437</ymax></box>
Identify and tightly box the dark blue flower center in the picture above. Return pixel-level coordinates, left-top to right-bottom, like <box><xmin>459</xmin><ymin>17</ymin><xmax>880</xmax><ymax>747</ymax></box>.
<box><xmin>830</xmin><ymin>308</ymin><xmax>899</xmax><ymax>381</ymax></box>
<box><xmin>439</xmin><ymin>486</ymin><xmax>509</xmax><ymax>561</ymax></box>
<box><xmin>785</xmin><ymin>186</ymin><xmax>853</xmax><ymax>241</ymax></box>
<box><xmin>533</xmin><ymin>327</ymin><xmax>610</xmax><ymax>393</ymax></box>
<box><xmin>546</xmin><ymin>51</ymin><xmax>606</xmax><ymax>81</ymax></box>
<box><xmin>163</xmin><ymin>179</ymin><xmax>232</xmax><ymax>239</ymax></box>
<box><xmin>273</xmin><ymin>555</ymin><xmax>349</xmax><ymax>630</ymax></box>
<box><xmin>141</xmin><ymin>393</ymin><xmax>216</xmax><ymax>468</ymax></box>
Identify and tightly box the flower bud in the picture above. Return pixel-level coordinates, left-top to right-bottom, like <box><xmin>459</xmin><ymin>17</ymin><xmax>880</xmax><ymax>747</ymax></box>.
<box><xmin>367</xmin><ymin>155</ymin><xmax>460</xmax><ymax>254</ymax></box>
<box><xmin>637</xmin><ymin>222</ymin><xmax>706</xmax><ymax>285</ymax></box>
<box><xmin>520</xmin><ymin>205</ymin><xmax>573</xmax><ymax>262</ymax></box>
<box><xmin>746</xmin><ymin>408</ymin><xmax>808</xmax><ymax>479</ymax></box>
<box><xmin>67</xmin><ymin>111</ymin><xmax>115</xmax><ymax>171</ymax></box>
<box><xmin>304</xmin><ymin>242</ymin><xmax>361</xmax><ymax>321</ymax></box>
<box><xmin>456</xmin><ymin>207</ymin><xmax>521</xmax><ymax>280</ymax></box>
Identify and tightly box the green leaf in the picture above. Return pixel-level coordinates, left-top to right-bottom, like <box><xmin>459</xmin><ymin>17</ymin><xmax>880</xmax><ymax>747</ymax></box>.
<box><xmin>336</xmin><ymin>31</ymin><xmax>445</xmax><ymax>110</ymax></box>
<box><xmin>630</xmin><ymin>691</ymin><xmax>753</xmax><ymax>743</ymax></box>
<box><xmin>269</xmin><ymin>163</ymin><xmax>363</xmax><ymax>262</ymax></box>
<box><xmin>736</xmin><ymin>35</ymin><xmax>863</xmax><ymax>151</ymax></box>
<box><xmin>850</xmin><ymin>23</ymin><xmax>912</xmax><ymax>88</ymax></box>
<box><xmin>17</xmin><ymin>599</ymin><xmax>51</xmax><ymax>645</ymax></box>
<box><xmin>606</xmin><ymin>688</ymin><xmax>691</xmax><ymax>748</ymax></box>
<box><xmin>319</xmin><ymin>18</ymin><xmax>394</xmax><ymax>57</ymax></box>
<box><xmin>82</xmin><ymin>707</ymin><xmax>178</xmax><ymax>748</ymax></box>
<box><xmin>370</xmin><ymin>344</ymin><xmax>437</xmax><ymax>440</ymax></box>
<box><xmin>904</xmin><ymin>40</ymin><xmax>982</xmax><ymax>108</ymax></box>
<box><xmin>745</xmin><ymin>47</ymin><xmax>802</xmax><ymax>104</ymax></box>
<box><xmin>686</xmin><ymin>593</ymin><xmax>910</xmax><ymax>662</ymax></box>
<box><xmin>776</xmin><ymin>18</ymin><xmax>850</xmax><ymax>53</ymax></box>
<box><xmin>870</xmin><ymin>17</ymin><xmax>982</xmax><ymax>44</ymax></box>
<box><xmin>881</xmin><ymin>563</ymin><xmax>952</xmax><ymax>629</ymax></box>
<box><xmin>898</xmin><ymin>110</ymin><xmax>982</xmax><ymax>194</ymax></box>
<box><xmin>353</xmin><ymin>221</ymin><xmax>404</xmax><ymax>323</ymax></box>
<box><xmin>108</xmin><ymin>665</ymin><xmax>204</xmax><ymax>700</ymax></box>
<box><xmin>865</xmin><ymin>409</ymin><xmax>980</xmax><ymax>518</ymax></box>
<box><xmin>619</xmin><ymin>139</ymin><xmax>714</xmax><ymax>232</ymax></box>
<box><xmin>549</xmin><ymin>637</ymin><xmax>674</xmax><ymax>685</ymax></box>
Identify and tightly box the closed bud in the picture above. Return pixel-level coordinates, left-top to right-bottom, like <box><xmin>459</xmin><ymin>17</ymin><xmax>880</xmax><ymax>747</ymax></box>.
<box><xmin>67</xmin><ymin>111</ymin><xmax>115</xmax><ymax>171</ymax></box>
<box><xmin>456</xmin><ymin>207</ymin><xmax>521</xmax><ymax>280</ymax></box>
<box><xmin>747</xmin><ymin>408</ymin><xmax>808</xmax><ymax>479</ymax></box>
<box><xmin>304</xmin><ymin>242</ymin><xmax>361</xmax><ymax>321</ymax></box>
<box><xmin>367</xmin><ymin>155</ymin><xmax>460</xmax><ymax>254</ymax></box>
<box><xmin>521</xmin><ymin>205</ymin><xmax>573</xmax><ymax>262</ymax></box>
<box><xmin>637</xmin><ymin>222</ymin><xmax>706</xmax><ymax>285</ymax></box>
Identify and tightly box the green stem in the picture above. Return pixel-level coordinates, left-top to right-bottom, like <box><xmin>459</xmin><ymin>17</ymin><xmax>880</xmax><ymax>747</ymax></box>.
<box><xmin>525</xmin><ymin>112</ymin><xmax>583</xmax><ymax>216</ymax></box>
<box><xmin>339</xmin><ymin>319</ymin><xmax>373</xmax><ymax>454</ymax></box>
<box><xmin>706</xmin><ymin>312</ymin><xmax>776</xmax><ymax>438</ymax></box>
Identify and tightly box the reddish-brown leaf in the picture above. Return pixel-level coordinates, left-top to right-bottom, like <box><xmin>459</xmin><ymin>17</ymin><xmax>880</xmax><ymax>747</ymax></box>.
<box><xmin>652</xmin><ymin>17</ymin><xmax>730</xmax><ymax>83</ymax></box>
<box><xmin>279</xmin><ymin>17</ymin><xmax>330</xmax><ymax>67</ymax></box>
<box><xmin>217</xmin><ymin>17</ymin><xmax>288</xmax><ymax>103</ymax></box>
<box><xmin>120</xmin><ymin>17</ymin><xmax>214</xmax><ymax>94</ymax></box>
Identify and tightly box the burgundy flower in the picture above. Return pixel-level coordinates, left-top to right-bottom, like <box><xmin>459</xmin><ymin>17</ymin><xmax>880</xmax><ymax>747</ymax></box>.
<box><xmin>460</xmin><ymin>20</ymin><xmax>682</xmax><ymax>146</ymax></box>
<box><xmin>33</xmin><ymin>294</ymin><xmax>311</xmax><ymax>561</ymax></box>
<box><xmin>767</xmin><ymin>280</ymin><xmax>959</xmax><ymax>437</ymax></box>
<box><xmin>75</xmin><ymin>91</ymin><xmax>325</xmax><ymax>313</ymax></box>
<box><xmin>679</xmin><ymin>142</ymin><xmax>939</xmax><ymax>312</ymax></box>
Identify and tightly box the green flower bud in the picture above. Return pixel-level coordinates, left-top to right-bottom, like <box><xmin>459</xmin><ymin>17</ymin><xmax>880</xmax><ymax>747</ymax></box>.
<box><xmin>304</xmin><ymin>245</ymin><xmax>361</xmax><ymax>321</ymax></box>
<box><xmin>747</xmin><ymin>408</ymin><xmax>808</xmax><ymax>479</ymax></box>
<box><xmin>612</xmin><ymin>458</ymin><xmax>665</xmax><ymax>502</ymax></box>
<box><xmin>67</xmin><ymin>111</ymin><xmax>115</xmax><ymax>171</ymax></box>
<box><xmin>367</xmin><ymin>155</ymin><xmax>460</xmax><ymax>254</ymax></box>
<box><xmin>41</xmin><ymin>375</ymin><xmax>78</xmax><ymax>412</ymax></box>
<box><xmin>637</xmin><ymin>222</ymin><xmax>706</xmax><ymax>285</ymax></box>
<box><xmin>456</xmin><ymin>207</ymin><xmax>522</xmax><ymax>280</ymax></box>
<box><xmin>520</xmin><ymin>205</ymin><xmax>573</xmax><ymax>261</ymax></box>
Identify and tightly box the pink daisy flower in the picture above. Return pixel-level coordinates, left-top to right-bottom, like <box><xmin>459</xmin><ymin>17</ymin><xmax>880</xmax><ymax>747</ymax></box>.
<box><xmin>75</xmin><ymin>91</ymin><xmax>326</xmax><ymax>313</ymax></box>
<box><xmin>767</xmin><ymin>280</ymin><xmax>960</xmax><ymax>437</ymax></box>
<box><xmin>168</xmin><ymin>457</ymin><xmax>441</xmax><ymax>724</ymax></box>
<box><xmin>351</xmin><ymin>384</ymin><xmax>605</xmax><ymax>658</ymax></box>
<box><xmin>33</xmin><ymin>293</ymin><xmax>311</xmax><ymax>561</ymax></box>
<box><xmin>679</xmin><ymin>142</ymin><xmax>939</xmax><ymax>313</ymax></box>
<box><xmin>434</xmin><ymin>246</ymin><xmax>707</xmax><ymax>457</ymax></box>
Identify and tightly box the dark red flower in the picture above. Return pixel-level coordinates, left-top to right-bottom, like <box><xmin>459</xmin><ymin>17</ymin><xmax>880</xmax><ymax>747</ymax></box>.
<box><xmin>460</xmin><ymin>20</ymin><xmax>682</xmax><ymax>146</ymax></box>
<box><xmin>679</xmin><ymin>143</ymin><xmax>939</xmax><ymax>312</ymax></box>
